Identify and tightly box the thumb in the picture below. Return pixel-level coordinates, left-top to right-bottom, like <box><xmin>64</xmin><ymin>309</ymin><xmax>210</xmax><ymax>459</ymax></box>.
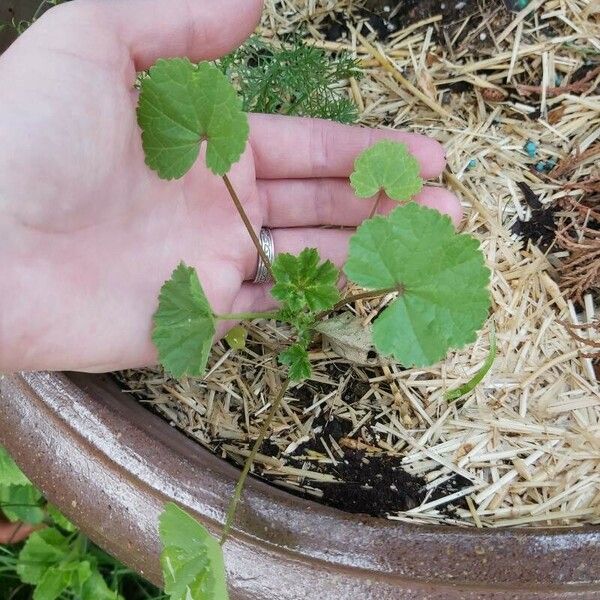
<box><xmin>50</xmin><ymin>0</ymin><xmax>264</xmax><ymax>71</ymax></box>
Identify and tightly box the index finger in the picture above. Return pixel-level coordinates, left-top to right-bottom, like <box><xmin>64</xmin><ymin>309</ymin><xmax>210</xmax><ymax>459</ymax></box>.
<box><xmin>249</xmin><ymin>114</ymin><xmax>446</xmax><ymax>180</ymax></box>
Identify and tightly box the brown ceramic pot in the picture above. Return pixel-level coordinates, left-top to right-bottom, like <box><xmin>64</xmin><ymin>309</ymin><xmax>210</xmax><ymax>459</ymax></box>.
<box><xmin>1</xmin><ymin>371</ymin><xmax>599</xmax><ymax>599</ymax></box>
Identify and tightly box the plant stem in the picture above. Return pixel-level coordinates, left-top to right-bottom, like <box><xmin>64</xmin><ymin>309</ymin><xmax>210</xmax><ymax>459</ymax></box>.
<box><xmin>317</xmin><ymin>286</ymin><xmax>400</xmax><ymax>320</ymax></box>
<box><xmin>215</xmin><ymin>310</ymin><xmax>280</xmax><ymax>321</ymax></box>
<box><xmin>368</xmin><ymin>191</ymin><xmax>382</xmax><ymax>219</ymax></box>
<box><xmin>220</xmin><ymin>378</ymin><xmax>290</xmax><ymax>545</ymax></box>
<box><xmin>222</xmin><ymin>174</ymin><xmax>274</xmax><ymax>280</ymax></box>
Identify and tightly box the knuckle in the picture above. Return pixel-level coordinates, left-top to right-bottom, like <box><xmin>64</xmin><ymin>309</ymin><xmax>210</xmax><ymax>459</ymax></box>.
<box><xmin>308</xmin><ymin>119</ymin><xmax>332</xmax><ymax>176</ymax></box>
<box><xmin>315</xmin><ymin>180</ymin><xmax>335</xmax><ymax>225</ymax></box>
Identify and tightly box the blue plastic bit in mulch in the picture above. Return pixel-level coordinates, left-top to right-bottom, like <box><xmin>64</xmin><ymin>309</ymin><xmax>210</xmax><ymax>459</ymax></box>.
<box><xmin>467</xmin><ymin>158</ymin><xmax>478</xmax><ymax>170</ymax></box>
<box><xmin>503</xmin><ymin>0</ymin><xmax>530</xmax><ymax>10</ymax></box>
<box><xmin>534</xmin><ymin>159</ymin><xmax>557</xmax><ymax>173</ymax></box>
<box><xmin>524</xmin><ymin>140</ymin><xmax>538</xmax><ymax>158</ymax></box>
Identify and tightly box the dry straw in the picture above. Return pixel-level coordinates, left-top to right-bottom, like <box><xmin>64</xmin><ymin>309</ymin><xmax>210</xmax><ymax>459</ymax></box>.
<box><xmin>120</xmin><ymin>0</ymin><xmax>600</xmax><ymax>528</ymax></box>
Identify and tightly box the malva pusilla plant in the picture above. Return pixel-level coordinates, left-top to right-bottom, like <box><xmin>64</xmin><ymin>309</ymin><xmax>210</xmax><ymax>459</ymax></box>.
<box><xmin>134</xmin><ymin>58</ymin><xmax>491</xmax><ymax>600</ymax></box>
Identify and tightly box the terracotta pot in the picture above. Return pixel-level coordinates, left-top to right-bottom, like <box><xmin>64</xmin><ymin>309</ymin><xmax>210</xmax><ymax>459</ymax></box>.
<box><xmin>1</xmin><ymin>372</ymin><xmax>600</xmax><ymax>598</ymax></box>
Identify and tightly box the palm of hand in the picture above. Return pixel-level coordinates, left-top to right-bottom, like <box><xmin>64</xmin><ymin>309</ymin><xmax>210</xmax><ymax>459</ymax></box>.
<box><xmin>0</xmin><ymin>7</ymin><xmax>265</xmax><ymax>371</ymax></box>
<box><xmin>0</xmin><ymin>1</ymin><xmax>460</xmax><ymax>373</ymax></box>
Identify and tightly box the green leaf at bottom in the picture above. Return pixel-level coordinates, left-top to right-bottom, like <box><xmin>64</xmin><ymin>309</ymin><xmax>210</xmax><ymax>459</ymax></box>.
<box><xmin>159</xmin><ymin>503</ymin><xmax>229</xmax><ymax>600</ymax></box>
<box><xmin>17</xmin><ymin>529</ymin><xmax>71</xmax><ymax>584</ymax></box>
<box><xmin>79</xmin><ymin>570</ymin><xmax>122</xmax><ymax>600</ymax></box>
<box><xmin>0</xmin><ymin>483</ymin><xmax>44</xmax><ymax>524</ymax></box>
<box><xmin>33</xmin><ymin>566</ymin><xmax>73</xmax><ymax>600</ymax></box>
<box><xmin>0</xmin><ymin>446</ymin><xmax>30</xmax><ymax>487</ymax></box>
<box><xmin>152</xmin><ymin>263</ymin><xmax>216</xmax><ymax>379</ymax></box>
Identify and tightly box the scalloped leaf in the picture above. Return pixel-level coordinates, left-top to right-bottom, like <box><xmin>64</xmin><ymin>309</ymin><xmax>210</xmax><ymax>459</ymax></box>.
<box><xmin>271</xmin><ymin>248</ymin><xmax>340</xmax><ymax>313</ymax></box>
<box><xmin>137</xmin><ymin>59</ymin><xmax>248</xmax><ymax>179</ymax></box>
<box><xmin>350</xmin><ymin>140</ymin><xmax>423</xmax><ymax>200</ymax></box>
<box><xmin>278</xmin><ymin>344</ymin><xmax>311</xmax><ymax>381</ymax></box>
<box><xmin>152</xmin><ymin>263</ymin><xmax>216</xmax><ymax>378</ymax></box>
<box><xmin>344</xmin><ymin>202</ymin><xmax>490</xmax><ymax>366</ymax></box>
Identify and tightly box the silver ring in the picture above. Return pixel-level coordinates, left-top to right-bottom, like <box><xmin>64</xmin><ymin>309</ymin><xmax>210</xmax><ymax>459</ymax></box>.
<box><xmin>253</xmin><ymin>228</ymin><xmax>275</xmax><ymax>284</ymax></box>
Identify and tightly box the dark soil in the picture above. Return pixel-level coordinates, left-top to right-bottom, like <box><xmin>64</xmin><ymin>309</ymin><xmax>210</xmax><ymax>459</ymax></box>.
<box><xmin>239</xmin><ymin>365</ymin><xmax>471</xmax><ymax>518</ymax></box>
<box><xmin>319</xmin><ymin>0</ymin><xmax>510</xmax><ymax>48</ymax></box>
<box><xmin>511</xmin><ymin>181</ymin><xmax>558</xmax><ymax>251</ymax></box>
<box><xmin>255</xmin><ymin>377</ymin><xmax>471</xmax><ymax>517</ymax></box>
<box><xmin>312</xmin><ymin>450</ymin><xmax>470</xmax><ymax>516</ymax></box>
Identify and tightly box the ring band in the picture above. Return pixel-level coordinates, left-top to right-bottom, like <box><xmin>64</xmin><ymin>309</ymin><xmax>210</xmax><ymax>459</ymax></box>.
<box><xmin>254</xmin><ymin>228</ymin><xmax>275</xmax><ymax>284</ymax></box>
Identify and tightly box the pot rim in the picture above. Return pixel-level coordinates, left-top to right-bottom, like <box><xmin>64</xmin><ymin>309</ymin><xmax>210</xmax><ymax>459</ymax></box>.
<box><xmin>1</xmin><ymin>370</ymin><xmax>599</xmax><ymax>598</ymax></box>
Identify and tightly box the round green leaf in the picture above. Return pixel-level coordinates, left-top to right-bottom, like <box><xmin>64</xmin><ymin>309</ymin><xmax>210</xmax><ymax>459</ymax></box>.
<box><xmin>137</xmin><ymin>58</ymin><xmax>249</xmax><ymax>179</ymax></box>
<box><xmin>349</xmin><ymin>140</ymin><xmax>423</xmax><ymax>200</ymax></box>
<box><xmin>344</xmin><ymin>202</ymin><xmax>491</xmax><ymax>366</ymax></box>
<box><xmin>152</xmin><ymin>263</ymin><xmax>216</xmax><ymax>379</ymax></box>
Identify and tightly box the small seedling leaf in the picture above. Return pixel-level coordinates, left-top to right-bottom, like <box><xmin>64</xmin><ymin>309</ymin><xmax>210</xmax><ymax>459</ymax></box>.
<box><xmin>138</xmin><ymin>59</ymin><xmax>249</xmax><ymax>179</ymax></box>
<box><xmin>278</xmin><ymin>344</ymin><xmax>312</xmax><ymax>381</ymax></box>
<box><xmin>159</xmin><ymin>503</ymin><xmax>229</xmax><ymax>600</ymax></box>
<box><xmin>344</xmin><ymin>203</ymin><xmax>490</xmax><ymax>366</ymax></box>
<box><xmin>153</xmin><ymin>263</ymin><xmax>216</xmax><ymax>379</ymax></box>
<box><xmin>271</xmin><ymin>248</ymin><xmax>340</xmax><ymax>313</ymax></box>
<box><xmin>350</xmin><ymin>140</ymin><xmax>423</xmax><ymax>200</ymax></box>
<box><xmin>224</xmin><ymin>325</ymin><xmax>248</xmax><ymax>351</ymax></box>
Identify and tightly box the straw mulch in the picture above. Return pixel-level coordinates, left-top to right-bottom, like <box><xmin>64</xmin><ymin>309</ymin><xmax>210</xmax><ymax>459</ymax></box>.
<box><xmin>119</xmin><ymin>0</ymin><xmax>600</xmax><ymax>528</ymax></box>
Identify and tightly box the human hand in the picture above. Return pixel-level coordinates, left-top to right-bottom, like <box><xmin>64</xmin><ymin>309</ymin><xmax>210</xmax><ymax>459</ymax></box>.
<box><xmin>0</xmin><ymin>517</ymin><xmax>37</xmax><ymax>544</ymax></box>
<box><xmin>0</xmin><ymin>0</ymin><xmax>461</xmax><ymax>373</ymax></box>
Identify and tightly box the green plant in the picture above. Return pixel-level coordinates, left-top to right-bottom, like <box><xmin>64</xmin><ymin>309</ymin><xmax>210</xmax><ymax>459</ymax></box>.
<box><xmin>0</xmin><ymin>448</ymin><xmax>44</xmax><ymax>527</ymax></box>
<box><xmin>136</xmin><ymin>57</ymin><xmax>491</xmax><ymax>598</ymax></box>
<box><xmin>0</xmin><ymin>446</ymin><xmax>165</xmax><ymax>600</ymax></box>
<box><xmin>219</xmin><ymin>37</ymin><xmax>361</xmax><ymax>123</ymax></box>
<box><xmin>0</xmin><ymin>0</ymin><xmax>65</xmax><ymax>36</ymax></box>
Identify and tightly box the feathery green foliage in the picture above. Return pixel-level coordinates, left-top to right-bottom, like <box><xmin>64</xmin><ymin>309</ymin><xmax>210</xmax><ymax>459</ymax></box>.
<box><xmin>220</xmin><ymin>37</ymin><xmax>361</xmax><ymax>123</ymax></box>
